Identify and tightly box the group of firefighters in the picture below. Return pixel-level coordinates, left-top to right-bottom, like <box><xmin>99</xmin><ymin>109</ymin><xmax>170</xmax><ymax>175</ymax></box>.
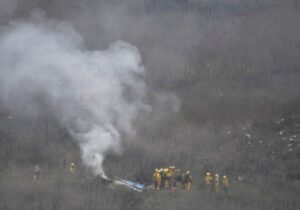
<box><xmin>152</xmin><ymin>167</ymin><xmax>230</xmax><ymax>193</ymax></box>
<box><xmin>204</xmin><ymin>172</ymin><xmax>230</xmax><ymax>194</ymax></box>
<box><xmin>152</xmin><ymin>166</ymin><xmax>193</xmax><ymax>190</ymax></box>
<box><xmin>34</xmin><ymin>163</ymin><xmax>229</xmax><ymax>194</ymax></box>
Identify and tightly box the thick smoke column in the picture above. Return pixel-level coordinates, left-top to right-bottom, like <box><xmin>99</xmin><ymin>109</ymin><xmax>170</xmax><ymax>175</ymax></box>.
<box><xmin>0</xmin><ymin>20</ymin><xmax>149</xmax><ymax>176</ymax></box>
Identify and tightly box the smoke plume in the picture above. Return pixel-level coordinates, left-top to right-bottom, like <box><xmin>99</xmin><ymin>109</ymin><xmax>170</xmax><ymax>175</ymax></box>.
<box><xmin>0</xmin><ymin>19</ymin><xmax>149</xmax><ymax>176</ymax></box>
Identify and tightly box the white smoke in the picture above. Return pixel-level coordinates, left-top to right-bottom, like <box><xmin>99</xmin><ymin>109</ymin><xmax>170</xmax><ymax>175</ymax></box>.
<box><xmin>0</xmin><ymin>20</ymin><xmax>149</xmax><ymax>176</ymax></box>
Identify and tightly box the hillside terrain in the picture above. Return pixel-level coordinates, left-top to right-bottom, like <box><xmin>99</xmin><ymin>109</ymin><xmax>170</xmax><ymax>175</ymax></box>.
<box><xmin>0</xmin><ymin>1</ymin><xmax>300</xmax><ymax>209</ymax></box>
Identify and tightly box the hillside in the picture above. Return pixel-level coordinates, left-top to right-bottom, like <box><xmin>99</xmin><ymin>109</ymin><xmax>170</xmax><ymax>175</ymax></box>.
<box><xmin>0</xmin><ymin>1</ymin><xmax>300</xmax><ymax>210</ymax></box>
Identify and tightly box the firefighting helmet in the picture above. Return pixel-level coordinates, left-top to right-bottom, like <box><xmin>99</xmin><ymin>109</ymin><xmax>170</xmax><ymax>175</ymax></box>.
<box><xmin>223</xmin><ymin>175</ymin><xmax>227</xmax><ymax>179</ymax></box>
<box><xmin>186</xmin><ymin>171</ymin><xmax>190</xmax><ymax>174</ymax></box>
<box><xmin>215</xmin><ymin>173</ymin><xmax>219</xmax><ymax>177</ymax></box>
<box><xmin>206</xmin><ymin>172</ymin><xmax>211</xmax><ymax>176</ymax></box>
<box><xmin>70</xmin><ymin>162</ymin><xmax>75</xmax><ymax>166</ymax></box>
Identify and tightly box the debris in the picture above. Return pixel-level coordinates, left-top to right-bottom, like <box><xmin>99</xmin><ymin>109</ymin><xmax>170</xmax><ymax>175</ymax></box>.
<box><xmin>245</xmin><ymin>133</ymin><xmax>251</xmax><ymax>139</ymax></box>
<box><xmin>113</xmin><ymin>178</ymin><xmax>145</xmax><ymax>192</ymax></box>
<box><xmin>237</xmin><ymin>176</ymin><xmax>244</xmax><ymax>181</ymax></box>
<box><xmin>33</xmin><ymin>165</ymin><xmax>41</xmax><ymax>180</ymax></box>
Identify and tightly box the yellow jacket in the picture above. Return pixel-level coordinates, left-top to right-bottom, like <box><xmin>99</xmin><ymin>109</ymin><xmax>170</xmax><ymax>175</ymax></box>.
<box><xmin>214</xmin><ymin>177</ymin><xmax>220</xmax><ymax>185</ymax></box>
<box><xmin>153</xmin><ymin>172</ymin><xmax>161</xmax><ymax>181</ymax></box>
<box><xmin>204</xmin><ymin>175</ymin><xmax>213</xmax><ymax>185</ymax></box>
<box><xmin>164</xmin><ymin>168</ymin><xmax>172</xmax><ymax>178</ymax></box>
<box><xmin>222</xmin><ymin>177</ymin><xmax>229</xmax><ymax>187</ymax></box>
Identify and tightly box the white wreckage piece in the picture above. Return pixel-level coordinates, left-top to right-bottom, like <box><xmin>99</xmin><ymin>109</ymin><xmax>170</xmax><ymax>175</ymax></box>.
<box><xmin>100</xmin><ymin>175</ymin><xmax>145</xmax><ymax>192</ymax></box>
<box><xmin>113</xmin><ymin>178</ymin><xmax>145</xmax><ymax>192</ymax></box>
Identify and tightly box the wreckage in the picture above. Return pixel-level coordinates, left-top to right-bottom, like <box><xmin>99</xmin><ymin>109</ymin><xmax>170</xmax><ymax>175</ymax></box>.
<box><xmin>100</xmin><ymin>176</ymin><xmax>145</xmax><ymax>192</ymax></box>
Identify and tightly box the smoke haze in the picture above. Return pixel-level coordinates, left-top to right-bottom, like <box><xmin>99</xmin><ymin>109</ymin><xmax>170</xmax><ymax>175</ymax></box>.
<box><xmin>0</xmin><ymin>1</ymin><xmax>300</xmax><ymax>210</ymax></box>
<box><xmin>0</xmin><ymin>0</ymin><xmax>299</xmax><ymax>178</ymax></box>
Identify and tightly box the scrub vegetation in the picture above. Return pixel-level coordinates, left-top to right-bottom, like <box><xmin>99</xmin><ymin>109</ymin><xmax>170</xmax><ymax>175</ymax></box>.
<box><xmin>0</xmin><ymin>1</ymin><xmax>299</xmax><ymax>210</ymax></box>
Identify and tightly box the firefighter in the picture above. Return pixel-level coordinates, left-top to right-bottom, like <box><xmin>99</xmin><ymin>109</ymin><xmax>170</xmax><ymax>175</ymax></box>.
<box><xmin>214</xmin><ymin>173</ymin><xmax>220</xmax><ymax>193</ymax></box>
<box><xmin>33</xmin><ymin>165</ymin><xmax>41</xmax><ymax>180</ymax></box>
<box><xmin>153</xmin><ymin>169</ymin><xmax>161</xmax><ymax>190</ymax></box>
<box><xmin>222</xmin><ymin>175</ymin><xmax>230</xmax><ymax>195</ymax></box>
<box><xmin>69</xmin><ymin>162</ymin><xmax>76</xmax><ymax>175</ymax></box>
<box><xmin>175</xmin><ymin>169</ymin><xmax>183</xmax><ymax>189</ymax></box>
<box><xmin>161</xmin><ymin>168</ymin><xmax>167</xmax><ymax>189</ymax></box>
<box><xmin>159</xmin><ymin>168</ymin><xmax>164</xmax><ymax>188</ymax></box>
<box><xmin>152</xmin><ymin>169</ymin><xmax>157</xmax><ymax>188</ymax></box>
<box><xmin>169</xmin><ymin>166</ymin><xmax>176</xmax><ymax>190</ymax></box>
<box><xmin>169</xmin><ymin>166</ymin><xmax>176</xmax><ymax>176</ymax></box>
<box><xmin>184</xmin><ymin>171</ymin><xmax>192</xmax><ymax>190</ymax></box>
<box><xmin>164</xmin><ymin>168</ymin><xmax>172</xmax><ymax>189</ymax></box>
<box><xmin>204</xmin><ymin>172</ymin><xmax>213</xmax><ymax>192</ymax></box>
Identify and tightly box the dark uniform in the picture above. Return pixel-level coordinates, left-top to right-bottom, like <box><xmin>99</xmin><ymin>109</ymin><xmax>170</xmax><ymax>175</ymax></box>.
<box><xmin>184</xmin><ymin>171</ymin><xmax>192</xmax><ymax>190</ymax></box>
<box><xmin>175</xmin><ymin>170</ymin><xmax>183</xmax><ymax>189</ymax></box>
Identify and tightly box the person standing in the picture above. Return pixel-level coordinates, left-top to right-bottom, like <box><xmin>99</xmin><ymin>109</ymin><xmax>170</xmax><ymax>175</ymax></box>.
<box><xmin>214</xmin><ymin>173</ymin><xmax>220</xmax><ymax>193</ymax></box>
<box><xmin>69</xmin><ymin>162</ymin><xmax>76</xmax><ymax>175</ymax></box>
<box><xmin>184</xmin><ymin>171</ymin><xmax>192</xmax><ymax>190</ymax></box>
<box><xmin>164</xmin><ymin>168</ymin><xmax>171</xmax><ymax>189</ymax></box>
<box><xmin>222</xmin><ymin>175</ymin><xmax>230</xmax><ymax>195</ymax></box>
<box><xmin>175</xmin><ymin>169</ymin><xmax>183</xmax><ymax>189</ymax></box>
<box><xmin>204</xmin><ymin>172</ymin><xmax>213</xmax><ymax>192</ymax></box>
<box><xmin>153</xmin><ymin>169</ymin><xmax>161</xmax><ymax>190</ymax></box>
